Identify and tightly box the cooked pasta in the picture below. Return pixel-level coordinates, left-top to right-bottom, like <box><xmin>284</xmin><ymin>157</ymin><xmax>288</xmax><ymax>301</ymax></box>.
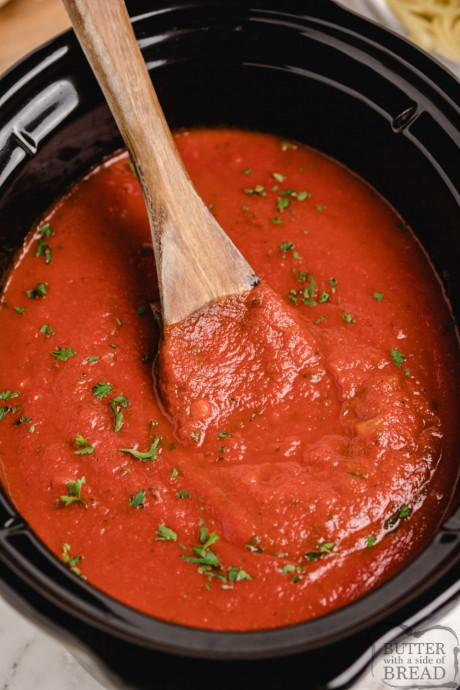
<box><xmin>386</xmin><ymin>0</ymin><xmax>460</xmax><ymax>61</ymax></box>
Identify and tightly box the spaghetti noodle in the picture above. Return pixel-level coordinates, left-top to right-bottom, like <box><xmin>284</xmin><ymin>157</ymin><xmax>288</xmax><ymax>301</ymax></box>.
<box><xmin>386</xmin><ymin>0</ymin><xmax>460</xmax><ymax>61</ymax></box>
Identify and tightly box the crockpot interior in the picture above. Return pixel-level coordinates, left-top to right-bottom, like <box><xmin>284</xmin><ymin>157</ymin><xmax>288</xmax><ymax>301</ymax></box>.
<box><xmin>0</xmin><ymin>2</ymin><xmax>459</xmax><ymax>689</ymax></box>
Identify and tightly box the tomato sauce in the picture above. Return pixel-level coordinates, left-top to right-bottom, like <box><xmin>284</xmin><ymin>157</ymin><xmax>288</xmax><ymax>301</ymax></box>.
<box><xmin>0</xmin><ymin>129</ymin><xmax>458</xmax><ymax>631</ymax></box>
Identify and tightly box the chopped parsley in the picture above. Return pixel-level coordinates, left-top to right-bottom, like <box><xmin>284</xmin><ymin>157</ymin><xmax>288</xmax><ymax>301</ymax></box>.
<box><xmin>384</xmin><ymin>504</ymin><xmax>411</xmax><ymax>529</ymax></box>
<box><xmin>0</xmin><ymin>391</ymin><xmax>19</xmax><ymax>401</ymax></box>
<box><xmin>110</xmin><ymin>394</ymin><xmax>129</xmax><ymax>433</ymax></box>
<box><xmin>366</xmin><ymin>535</ymin><xmax>376</xmax><ymax>548</ymax></box>
<box><xmin>35</xmin><ymin>224</ymin><xmax>54</xmax><ymax>264</ymax></box>
<box><xmin>128</xmin><ymin>159</ymin><xmax>137</xmax><ymax>177</ymax></box>
<box><xmin>129</xmin><ymin>489</ymin><xmax>146</xmax><ymax>508</ymax></box>
<box><xmin>74</xmin><ymin>433</ymin><xmax>94</xmax><ymax>455</ymax></box>
<box><xmin>391</xmin><ymin>347</ymin><xmax>406</xmax><ymax>368</ymax></box>
<box><xmin>62</xmin><ymin>543</ymin><xmax>85</xmax><ymax>577</ymax></box>
<box><xmin>305</xmin><ymin>541</ymin><xmax>337</xmax><ymax>561</ymax></box>
<box><xmin>156</xmin><ymin>524</ymin><xmax>177</xmax><ymax>541</ymax></box>
<box><xmin>87</xmin><ymin>356</ymin><xmax>100</xmax><ymax>363</ymax></box>
<box><xmin>280</xmin><ymin>241</ymin><xmax>294</xmax><ymax>253</ymax></box>
<box><xmin>60</xmin><ymin>476</ymin><xmax>85</xmax><ymax>507</ymax></box>
<box><xmin>176</xmin><ymin>490</ymin><xmax>190</xmax><ymax>500</ymax></box>
<box><xmin>26</xmin><ymin>282</ymin><xmax>46</xmax><ymax>299</ymax></box>
<box><xmin>342</xmin><ymin>311</ymin><xmax>355</xmax><ymax>324</ymax></box>
<box><xmin>13</xmin><ymin>416</ymin><xmax>32</xmax><ymax>426</ymax></box>
<box><xmin>245</xmin><ymin>536</ymin><xmax>263</xmax><ymax>553</ymax></box>
<box><xmin>244</xmin><ymin>185</ymin><xmax>266</xmax><ymax>196</ymax></box>
<box><xmin>277</xmin><ymin>198</ymin><xmax>291</xmax><ymax>213</ymax></box>
<box><xmin>119</xmin><ymin>435</ymin><xmax>162</xmax><ymax>461</ymax></box>
<box><xmin>51</xmin><ymin>347</ymin><xmax>76</xmax><ymax>360</ymax></box>
<box><xmin>182</xmin><ymin>520</ymin><xmax>252</xmax><ymax>588</ymax></box>
<box><xmin>92</xmin><ymin>382</ymin><xmax>113</xmax><ymax>398</ymax></box>
<box><xmin>40</xmin><ymin>323</ymin><xmax>55</xmax><ymax>338</ymax></box>
<box><xmin>14</xmin><ymin>306</ymin><xmax>26</xmax><ymax>314</ymax></box>
<box><xmin>373</xmin><ymin>292</ymin><xmax>384</xmax><ymax>303</ymax></box>
<box><xmin>0</xmin><ymin>405</ymin><xmax>20</xmax><ymax>422</ymax></box>
<box><xmin>137</xmin><ymin>304</ymin><xmax>146</xmax><ymax>316</ymax></box>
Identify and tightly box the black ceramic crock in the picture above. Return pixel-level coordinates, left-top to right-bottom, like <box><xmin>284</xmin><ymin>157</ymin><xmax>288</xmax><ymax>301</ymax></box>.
<box><xmin>0</xmin><ymin>2</ymin><xmax>459</xmax><ymax>689</ymax></box>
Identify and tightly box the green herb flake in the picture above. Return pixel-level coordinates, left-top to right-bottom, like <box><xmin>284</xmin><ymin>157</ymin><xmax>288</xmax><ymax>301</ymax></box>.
<box><xmin>399</xmin><ymin>504</ymin><xmax>411</xmax><ymax>518</ymax></box>
<box><xmin>279</xmin><ymin>241</ymin><xmax>294</xmax><ymax>253</ymax></box>
<box><xmin>218</xmin><ymin>431</ymin><xmax>231</xmax><ymax>438</ymax></box>
<box><xmin>62</xmin><ymin>543</ymin><xmax>85</xmax><ymax>577</ymax></box>
<box><xmin>171</xmin><ymin>467</ymin><xmax>179</xmax><ymax>479</ymax></box>
<box><xmin>176</xmin><ymin>490</ymin><xmax>190</xmax><ymax>500</ymax></box>
<box><xmin>156</xmin><ymin>524</ymin><xmax>177</xmax><ymax>541</ymax></box>
<box><xmin>228</xmin><ymin>567</ymin><xmax>252</xmax><ymax>583</ymax></box>
<box><xmin>119</xmin><ymin>435</ymin><xmax>162</xmax><ymax>461</ymax></box>
<box><xmin>373</xmin><ymin>292</ymin><xmax>384</xmax><ymax>303</ymax></box>
<box><xmin>51</xmin><ymin>347</ymin><xmax>76</xmax><ymax>360</ymax></box>
<box><xmin>110</xmin><ymin>394</ymin><xmax>129</xmax><ymax>433</ymax></box>
<box><xmin>245</xmin><ymin>536</ymin><xmax>263</xmax><ymax>553</ymax></box>
<box><xmin>243</xmin><ymin>168</ymin><xmax>253</xmax><ymax>176</ymax></box>
<box><xmin>366</xmin><ymin>535</ymin><xmax>376</xmax><ymax>548</ymax></box>
<box><xmin>13</xmin><ymin>416</ymin><xmax>32</xmax><ymax>426</ymax></box>
<box><xmin>391</xmin><ymin>347</ymin><xmax>406</xmax><ymax>368</ymax></box>
<box><xmin>342</xmin><ymin>311</ymin><xmax>356</xmax><ymax>324</ymax></box>
<box><xmin>87</xmin><ymin>356</ymin><xmax>100</xmax><ymax>363</ymax></box>
<box><xmin>129</xmin><ymin>489</ymin><xmax>146</xmax><ymax>508</ymax></box>
<box><xmin>0</xmin><ymin>405</ymin><xmax>20</xmax><ymax>422</ymax></box>
<box><xmin>272</xmin><ymin>172</ymin><xmax>285</xmax><ymax>182</ymax></box>
<box><xmin>92</xmin><ymin>382</ymin><xmax>113</xmax><ymax>398</ymax></box>
<box><xmin>60</xmin><ymin>476</ymin><xmax>86</xmax><ymax>507</ymax></box>
<box><xmin>277</xmin><ymin>198</ymin><xmax>291</xmax><ymax>213</ymax></box>
<box><xmin>0</xmin><ymin>390</ymin><xmax>19</xmax><ymax>401</ymax></box>
<box><xmin>26</xmin><ymin>282</ymin><xmax>46</xmax><ymax>299</ymax></box>
<box><xmin>14</xmin><ymin>306</ymin><xmax>26</xmax><ymax>314</ymax></box>
<box><xmin>128</xmin><ymin>159</ymin><xmax>137</xmax><ymax>177</ymax></box>
<box><xmin>244</xmin><ymin>185</ymin><xmax>266</xmax><ymax>197</ymax></box>
<box><xmin>270</xmin><ymin>217</ymin><xmax>282</xmax><ymax>225</ymax></box>
<box><xmin>74</xmin><ymin>433</ymin><xmax>94</xmax><ymax>455</ymax></box>
<box><xmin>40</xmin><ymin>323</ymin><xmax>55</xmax><ymax>338</ymax></box>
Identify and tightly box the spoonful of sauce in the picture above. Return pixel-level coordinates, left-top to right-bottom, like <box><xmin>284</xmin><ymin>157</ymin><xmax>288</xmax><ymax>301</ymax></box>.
<box><xmin>61</xmin><ymin>0</ymin><xmax>258</xmax><ymax>327</ymax></box>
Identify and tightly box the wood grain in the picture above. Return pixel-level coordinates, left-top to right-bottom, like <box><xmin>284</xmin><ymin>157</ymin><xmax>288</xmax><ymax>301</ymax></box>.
<box><xmin>61</xmin><ymin>0</ymin><xmax>258</xmax><ymax>326</ymax></box>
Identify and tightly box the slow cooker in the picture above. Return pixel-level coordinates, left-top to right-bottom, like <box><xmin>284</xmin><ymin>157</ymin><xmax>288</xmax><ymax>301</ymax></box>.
<box><xmin>0</xmin><ymin>2</ymin><xmax>459</xmax><ymax>688</ymax></box>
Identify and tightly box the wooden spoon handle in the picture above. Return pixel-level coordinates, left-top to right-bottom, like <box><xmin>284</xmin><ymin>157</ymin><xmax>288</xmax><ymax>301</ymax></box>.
<box><xmin>61</xmin><ymin>0</ymin><xmax>258</xmax><ymax>325</ymax></box>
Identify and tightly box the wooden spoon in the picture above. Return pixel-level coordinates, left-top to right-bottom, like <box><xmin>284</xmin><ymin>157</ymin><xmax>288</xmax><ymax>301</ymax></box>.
<box><xmin>61</xmin><ymin>0</ymin><xmax>258</xmax><ymax>326</ymax></box>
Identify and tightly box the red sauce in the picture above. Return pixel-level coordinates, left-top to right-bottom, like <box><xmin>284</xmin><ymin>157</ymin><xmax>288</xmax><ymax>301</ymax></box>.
<box><xmin>0</xmin><ymin>129</ymin><xmax>458</xmax><ymax>631</ymax></box>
